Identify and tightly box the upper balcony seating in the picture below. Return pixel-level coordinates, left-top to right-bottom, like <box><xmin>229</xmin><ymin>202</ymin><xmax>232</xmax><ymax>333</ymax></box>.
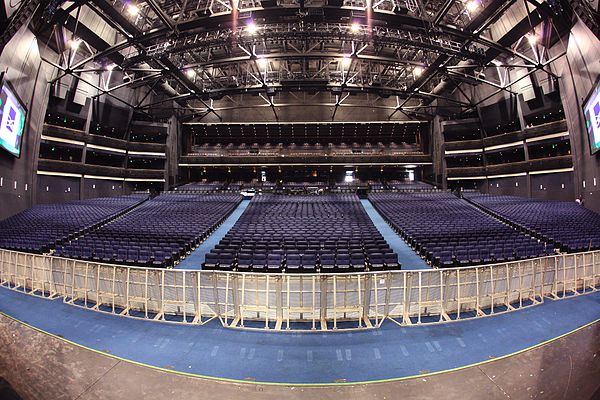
<box><xmin>56</xmin><ymin>194</ymin><xmax>242</xmax><ymax>268</ymax></box>
<box><xmin>0</xmin><ymin>195</ymin><xmax>147</xmax><ymax>253</ymax></box>
<box><xmin>202</xmin><ymin>194</ymin><xmax>400</xmax><ymax>273</ymax></box>
<box><xmin>188</xmin><ymin>142</ymin><xmax>421</xmax><ymax>157</ymax></box>
<box><xmin>369</xmin><ymin>192</ymin><xmax>552</xmax><ymax>268</ymax></box>
<box><xmin>464</xmin><ymin>193</ymin><xmax>600</xmax><ymax>252</ymax></box>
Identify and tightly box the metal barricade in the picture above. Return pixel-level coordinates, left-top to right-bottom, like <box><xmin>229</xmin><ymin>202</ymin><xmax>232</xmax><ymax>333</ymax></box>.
<box><xmin>0</xmin><ymin>248</ymin><xmax>598</xmax><ymax>331</ymax></box>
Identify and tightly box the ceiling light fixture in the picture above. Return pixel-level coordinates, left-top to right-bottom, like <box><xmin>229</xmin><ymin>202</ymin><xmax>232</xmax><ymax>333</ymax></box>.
<box><xmin>465</xmin><ymin>0</ymin><xmax>479</xmax><ymax>12</ymax></box>
<box><xmin>246</xmin><ymin>21</ymin><xmax>258</xmax><ymax>35</ymax></box>
<box><xmin>256</xmin><ymin>56</ymin><xmax>268</xmax><ymax>68</ymax></box>
<box><xmin>127</xmin><ymin>3</ymin><xmax>139</xmax><ymax>16</ymax></box>
<box><xmin>342</xmin><ymin>55</ymin><xmax>352</xmax><ymax>67</ymax></box>
<box><xmin>68</xmin><ymin>39</ymin><xmax>82</xmax><ymax>50</ymax></box>
<box><xmin>527</xmin><ymin>34</ymin><xmax>539</xmax><ymax>45</ymax></box>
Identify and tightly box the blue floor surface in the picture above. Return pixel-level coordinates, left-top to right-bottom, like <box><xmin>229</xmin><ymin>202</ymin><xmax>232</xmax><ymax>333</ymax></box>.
<box><xmin>1</xmin><ymin>287</ymin><xmax>598</xmax><ymax>384</ymax></box>
<box><xmin>176</xmin><ymin>199</ymin><xmax>251</xmax><ymax>269</ymax></box>
<box><xmin>361</xmin><ymin>199</ymin><xmax>430</xmax><ymax>269</ymax></box>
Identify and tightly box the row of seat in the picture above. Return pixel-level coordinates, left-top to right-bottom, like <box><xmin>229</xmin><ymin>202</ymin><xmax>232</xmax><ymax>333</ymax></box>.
<box><xmin>0</xmin><ymin>195</ymin><xmax>147</xmax><ymax>253</ymax></box>
<box><xmin>464</xmin><ymin>193</ymin><xmax>600</xmax><ymax>253</ymax></box>
<box><xmin>58</xmin><ymin>194</ymin><xmax>242</xmax><ymax>267</ymax></box>
<box><xmin>202</xmin><ymin>194</ymin><xmax>400</xmax><ymax>272</ymax></box>
<box><xmin>369</xmin><ymin>192</ymin><xmax>552</xmax><ymax>268</ymax></box>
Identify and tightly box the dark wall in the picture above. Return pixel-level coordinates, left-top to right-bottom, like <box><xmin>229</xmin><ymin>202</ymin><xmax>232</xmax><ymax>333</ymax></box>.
<box><xmin>486</xmin><ymin>175</ymin><xmax>529</xmax><ymax>197</ymax></box>
<box><xmin>530</xmin><ymin>172</ymin><xmax>575</xmax><ymax>201</ymax></box>
<box><xmin>36</xmin><ymin>175</ymin><xmax>80</xmax><ymax>204</ymax></box>
<box><xmin>556</xmin><ymin>20</ymin><xmax>600</xmax><ymax>213</ymax></box>
<box><xmin>484</xmin><ymin>172</ymin><xmax>574</xmax><ymax>201</ymax></box>
<box><xmin>82</xmin><ymin>179</ymin><xmax>130</xmax><ymax>199</ymax></box>
<box><xmin>0</xmin><ymin>27</ymin><xmax>52</xmax><ymax>220</ymax></box>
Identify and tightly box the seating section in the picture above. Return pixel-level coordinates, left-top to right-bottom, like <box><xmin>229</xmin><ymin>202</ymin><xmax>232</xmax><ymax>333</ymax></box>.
<box><xmin>174</xmin><ymin>181</ymin><xmax>225</xmax><ymax>192</ymax></box>
<box><xmin>387</xmin><ymin>180</ymin><xmax>435</xmax><ymax>191</ymax></box>
<box><xmin>203</xmin><ymin>194</ymin><xmax>399</xmax><ymax>273</ymax></box>
<box><xmin>56</xmin><ymin>194</ymin><xmax>242</xmax><ymax>267</ymax></box>
<box><xmin>0</xmin><ymin>195</ymin><xmax>146</xmax><ymax>253</ymax></box>
<box><xmin>464</xmin><ymin>193</ymin><xmax>600</xmax><ymax>252</ymax></box>
<box><xmin>369</xmin><ymin>192</ymin><xmax>552</xmax><ymax>267</ymax></box>
<box><xmin>188</xmin><ymin>141</ymin><xmax>421</xmax><ymax>158</ymax></box>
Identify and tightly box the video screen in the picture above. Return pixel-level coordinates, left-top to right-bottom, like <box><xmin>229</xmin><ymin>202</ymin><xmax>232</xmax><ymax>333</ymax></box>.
<box><xmin>583</xmin><ymin>77</ymin><xmax>600</xmax><ymax>155</ymax></box>
<box><xmin>0</xmin><ymin>80</ymin><xmax>27</xmax><ymax>158</ymax></box>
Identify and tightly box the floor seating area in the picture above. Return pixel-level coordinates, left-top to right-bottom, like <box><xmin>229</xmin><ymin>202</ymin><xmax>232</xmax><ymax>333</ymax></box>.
<box><xmin>464</xmin><ymin>193</ymin><xmax>600</xmax><ymax>252</ymax></box>
<box><xmin>0</xmin><ymin>195</ymin><xmax>147</xmax><ymax>253</ymax></box>
<box><xmin>55</xmin><ymin>194</ymin><xmax>242</xmax><ymax>267</ymax></box>
<box><xmin>203</xmin><ymin>194</ymin><xmax>399</xmax><ymax>273</ymax></box>
<box><xmin>369</xmin><ymin>192</ymin><xmax>552</xmax><ymax>267</ymax></box>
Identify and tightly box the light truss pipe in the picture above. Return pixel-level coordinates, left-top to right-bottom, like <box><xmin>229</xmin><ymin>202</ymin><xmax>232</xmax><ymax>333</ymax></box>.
<box><xmin>181</xmin><ymin>52</ymin><xmax>429</xmax><ymax>70</ymax></box>
<box><xmin>88</xmin><ymin>6</ymin><xmax>511</xmax><ymax>66</ymax></box>
<box><xmin>141</xmin><ymin>23</ymin><xmax>483</xmax><ymax>61</ymax></box>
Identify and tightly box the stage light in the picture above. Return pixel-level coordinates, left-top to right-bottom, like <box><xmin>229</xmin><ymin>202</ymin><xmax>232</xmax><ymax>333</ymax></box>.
<box><xmin>68</xmin><ymin>39</ymin><xmax>82</xmax><ymax>50</ymax></box>
<box><xmin>342</xmin><ymin>55</ymin><xmax>352</xmax><ymax>67</ymax></box>
<box><xmin>106</xmin><ymin>64</ymin><xmax>117</xmax><ymax>71</ymax></box>
<box><xmin>527</xmin><ymin>34</ymin><xmax>539</xmax><ymax>44</ymax></box>
<box><xmin>350</xmin><ymin>23</ymin><xmax>360</xmax><ymax>33</ymax></box>
<box><xmin>256</xmin><ymin>56</ymin><xmax>268</xmax><ymax>68</ymax></box>
<box><xmin>127</xmin><ymin>3</ymin><xmax>139</xmax><ymax>16</ymax></box>
<box><xmin>413</xmin><ymin>66</ymin><xmax>424</xmax><ymax>77</ymax></box>
<box><xmin>185</xmin><ymin>68</ymin><xmax>196</xmax><ymax>78</ymax></box>
<box><xmin>246</xmin><ymin>21</ymin><xmax>258</xmax><ymax>35</ymax></box>
<box><xmin>465</xmin><ymin>0</ymin><xmax>479</xmax><ymax>12</ymax></box>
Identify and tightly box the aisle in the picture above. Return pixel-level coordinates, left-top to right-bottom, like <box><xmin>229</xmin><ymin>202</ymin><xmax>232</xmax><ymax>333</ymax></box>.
<box><xmin>175</xmin><ymin>199</ymin><xmax>251</xmax><ymax>269</ymax></box>
<box><xmin>360</xmin><ymin>199</ymin><xmax>431</xmax><ymax>270</ymax></box>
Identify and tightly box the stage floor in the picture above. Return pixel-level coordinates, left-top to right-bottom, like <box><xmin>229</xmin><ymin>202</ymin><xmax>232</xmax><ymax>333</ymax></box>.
<box><xmin>0</xmin><ymin>286</ymin><xmax>598</xmax><ymax>385</ymax></box>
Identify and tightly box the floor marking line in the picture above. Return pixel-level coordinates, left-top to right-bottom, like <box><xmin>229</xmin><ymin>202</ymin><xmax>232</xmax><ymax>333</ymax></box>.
<box><xmin>374</xmin><ymin>348</ymin><xmax>381</xmax><ymax>360</ymax></box>
<box><xmin>400</xmin><ymin>345</ymin><xmax>409</xmax><ymax>357</ymax></box>
<box><xmin>425</xmin><ymin>342</ymin><xmax>435</xmax><ymax>353</ymax></box>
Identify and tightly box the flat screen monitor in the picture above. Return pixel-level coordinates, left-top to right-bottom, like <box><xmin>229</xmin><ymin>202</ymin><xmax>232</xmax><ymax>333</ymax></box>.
<box><xmin>583</xmin><ymin>76</ymin><xmax>600</xmax><ymax>155</ymax></box>
<box><xmin>0</xmin><ymin>77</ymin><xmax>27</xmax><ymax>158</ymax></box>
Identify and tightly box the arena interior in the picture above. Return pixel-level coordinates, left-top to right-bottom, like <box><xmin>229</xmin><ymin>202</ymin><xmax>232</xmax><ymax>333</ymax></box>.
<box><xmin>0</xmin><ymin>0</ymin><xmax>599</xmax><ymax>398</ymax></box>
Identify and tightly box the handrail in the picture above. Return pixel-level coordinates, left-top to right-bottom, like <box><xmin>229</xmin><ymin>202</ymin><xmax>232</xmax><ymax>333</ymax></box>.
<box><xmin>0</xmin><ymin>249</ymin><xmax>598</xmax><ymax>331</ymax></box>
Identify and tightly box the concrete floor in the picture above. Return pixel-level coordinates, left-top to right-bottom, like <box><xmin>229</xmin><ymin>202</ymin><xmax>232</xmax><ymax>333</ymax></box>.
<box><xmin>0</xmin><ymin>313</ymin><xmax>598</xmax><ymax>400</ymax></box>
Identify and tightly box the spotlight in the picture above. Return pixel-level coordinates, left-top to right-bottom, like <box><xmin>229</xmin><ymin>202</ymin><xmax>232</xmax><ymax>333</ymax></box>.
<box><xmin>413</xmin><ymin>66</ymin><xmax>424</xmax><ymax>77</ymax></box>
<box><xmin>342</xmin><ymin>55</ymin><xmax>352</xmax><ymax>67</ymax></box>
<box><xmin>246</xmin><ymin>21</ymin><xmax>258</xmax><ymax>35</ymax></box>
<box><xmin>185</xmin><ymin>68</ymin><xmax>196</xmax><ymax>78</ymax></box>
<box><xmin>465</xmin><ymin>0</ymin><xmax>479</xmax><ymax>12</ymax></box>
<box><xmin>68</xmin><ymin>39</ymin><xmax>81</xmax><ymax>50</ymax></box>
<box><xmin>256</xmin><ymin>56</ymin><xmax>268</xmax><ymax>68</ymax></box>
<box><xmin>106</xmin><ymin>63</ymin><xmax>117</xmax><ymax>71</ymax></box>
<box><xmin>127</xmin><ymin>3</ymin><xmax>139</xmax><ymax>16</ymax></box>
<box><xmin>527</xmin><ymin>34</ymin><xmax>539</xmax><ymax>45</ymax></box>
<box><xmin>350</xmin><ymin>22</ymin><xmax>360</xmax><ymax>33</ymax></box>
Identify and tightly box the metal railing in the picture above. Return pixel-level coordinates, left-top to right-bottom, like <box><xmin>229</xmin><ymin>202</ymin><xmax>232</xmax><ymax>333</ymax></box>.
<box><xmin>0</xmin><ymin>248</ymin><xmax>598</xmax><ymax>331</ymax></box>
